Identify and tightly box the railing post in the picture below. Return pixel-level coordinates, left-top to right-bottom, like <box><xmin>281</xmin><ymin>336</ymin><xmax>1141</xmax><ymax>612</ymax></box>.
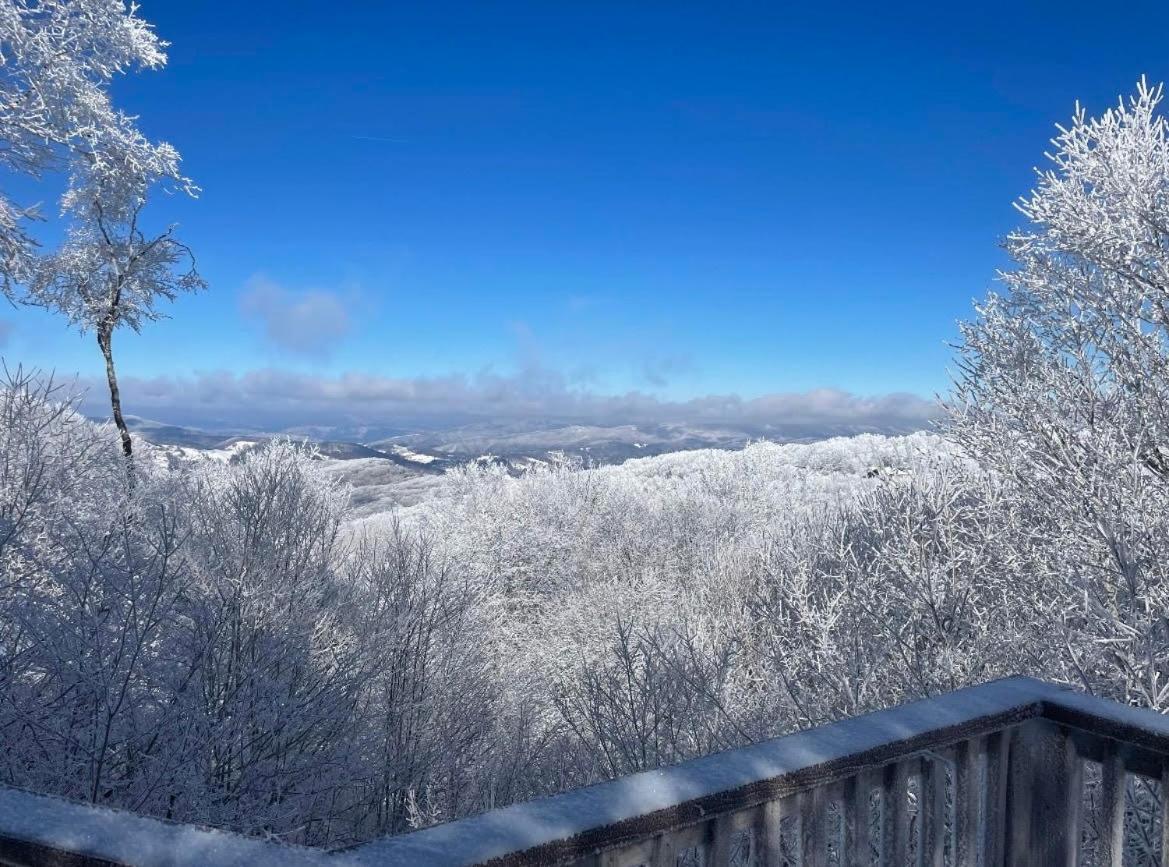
<box><xmin>710</xmin><ymin>813</ymin><xmax>733</xmax><ymax>867</ymax></box>
<box><xmin>982</xmin><ymin>729</ymin><xmax>1010</xmax><ymax>867</ymax></box>
<box><xmin>801</xmin><ymin>788</ymin><xmax>827</xmax><ymax>867</ymax></box>
<box><xmin>1006</xmin><ymin>725</ymin><xmax>1035</xmax><ymax>864</ymax></box>
<box><xmin>1161</xmin><ymin>763</ymin><xmax>1169</xmax><ymax>867</ymax></box>
<box><xmin>921</xmin><ymin>753</ymin><xmax>946</xmax><ymax>867</ymax></box>
<box><xmin>710</xmin><ymin>807</ymin><xmax>758</xmax><ymax>867</ymax></box>
<box><xmin>881</xmin><ymin>760</ymin><xmax>911</xmax><ymax>866</ymax></box>
<box><xmin>1097</xmin><ymin>749</ymin><xmax>1126</xmax><ymax>867</ymax></box>
<box><xmin>759</xmin><ymin>798</ymin><xmax>786</xmax><ymax>867</ymax></box>
<box><xmin>842</xmin><ymin>773</ymin><xmax>872</xmax><ymax>867</ymax></box>
<box><xmin>602</xmin><ymin>837</ymin><xmax>655</xmax><ymax>867</ymax></box>
<box><xmin>953</xmin><ymin>738</ymin><xmax>981</xmax><ymax>867</ymax></box>
<box><xmin>1005</xmin><ymin>720</ymin><xmax>1081</xmax><ymax>867</ymax></box>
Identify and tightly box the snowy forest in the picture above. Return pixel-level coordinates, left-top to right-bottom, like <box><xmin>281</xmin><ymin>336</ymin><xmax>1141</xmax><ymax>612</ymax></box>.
<box><xmin>4</xmin><ymin>0</ymin><xmax>1169</xmax><ymax>857</ymax></box>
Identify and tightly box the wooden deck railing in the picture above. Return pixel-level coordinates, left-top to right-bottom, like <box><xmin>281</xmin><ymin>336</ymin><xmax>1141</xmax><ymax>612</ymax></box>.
<box><xmin>344</xmin><ymin>676</ymin><xmax>1169</xmax><ymax>866</ymax></box>
<box><xmin>4</xmin><ymin>676</ymin><xmax>1169</xmax><ymax>866</ymax></box>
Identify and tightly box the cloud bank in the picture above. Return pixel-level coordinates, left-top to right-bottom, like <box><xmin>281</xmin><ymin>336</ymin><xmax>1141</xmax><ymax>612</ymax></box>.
<box><xmin>73</xmin><ymin>367</ymin><xmax>939</xmax><ymax>437</ymax></box>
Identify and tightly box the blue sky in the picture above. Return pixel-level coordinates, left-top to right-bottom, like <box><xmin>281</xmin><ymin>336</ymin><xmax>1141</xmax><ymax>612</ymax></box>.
<box><xmin>5</xmin><ymin>0</ymin><xmax>1169</xmax><ymax>430</ymax></box>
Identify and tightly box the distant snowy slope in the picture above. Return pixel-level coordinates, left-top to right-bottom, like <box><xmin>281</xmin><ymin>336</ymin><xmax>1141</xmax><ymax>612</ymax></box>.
<box><xmin>351</xmin><ymin>431</ymin><xmax>956</xmax><ymax>533</ymax></box>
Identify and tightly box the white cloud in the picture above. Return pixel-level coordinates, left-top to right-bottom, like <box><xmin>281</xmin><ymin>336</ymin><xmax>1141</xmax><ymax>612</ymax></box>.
<box><xmin>639</xmin><ymin>354</ymin><xmax>695</xmax><ymax>388</ymax></box>
<box><xmin>239</xmin><ymin>276</ymin><xmax>351</xmax><ymax>357</ymax></box>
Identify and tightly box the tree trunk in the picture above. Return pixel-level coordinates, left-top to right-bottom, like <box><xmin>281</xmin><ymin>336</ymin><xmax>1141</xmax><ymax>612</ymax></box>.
<box><xmin>97</xmin><ymin>325</ymin><xmax>133</xmax><ymax>459</ymax></box>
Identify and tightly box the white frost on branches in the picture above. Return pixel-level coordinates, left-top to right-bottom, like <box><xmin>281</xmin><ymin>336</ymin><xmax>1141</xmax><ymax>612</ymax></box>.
<box><xmin>0</xmin><ymin>0</ymin><xmax>191</xmax><ymax>285</ymax></box>
<box><xmin>949</xmin><ymin>78</ymin><xmax>1169</xmax><ymax>713</ymax></box>
<box><xmin>0</xmin><ymin>1</ymin><xmax>202</xmax><ymax>458</ymax></box>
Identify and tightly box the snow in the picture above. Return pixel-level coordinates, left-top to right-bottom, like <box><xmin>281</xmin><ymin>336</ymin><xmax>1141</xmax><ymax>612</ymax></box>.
<box><xmin>390</xmin><ymin>444</ymin><xmax>437</xmax><ymax>464</ymax></box>
<box><xmin>153</xmin><ymin>440</ymin><xmax>259</xmax><ymax>464</ymax></box>
<box><xmin>348</xmin><ymin>677</ymin><xmax>1068</xmax><ymax>866</ymax></box>
<box><xmin>0</xmin><ymin>784</ymin><xmax>346</xmax><ymax>867</ymax></box>
<box><xmin>185</xmin><ymin>440</ymin><xmax>257</xmax><ymax>462</ymax></box>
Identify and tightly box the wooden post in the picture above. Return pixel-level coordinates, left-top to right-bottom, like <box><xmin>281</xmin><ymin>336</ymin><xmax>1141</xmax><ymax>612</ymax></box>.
<box><xmin>788</xmin><ymin>794</ymin><xmax>804</xmax><ymax>866</ymax></box>
<box><xmin>1046</xmin><ymin>726</ymin><xmax>1082</xmax><ymax>867</ymax></box>
<box><xmin>842</xmin><ymin>773</ymin><xmax>872</xmax><ymax>867</ymax></box>
<box><xmin>1006</xmin><ymin>721</ymin><xmax>1080</xmax><ymax>867</ymax></box>
<box><xmin>1098</xmin><ymin>750</ymin><xmax>1126</xmax><ymax>867</ymax></box>
<box><xmin>1006</xmin><ymin>726</ymin><xmax>1035</xmax><ymax>865</ymax></box>
<box><xmin>710</xmin><ymin>808</ymin><xmax>757</xmax><ymax>867</ymax></box>
<box><xmin>1161</xmin><ymin>763</ymin><xmax>1169</xmax><ymax>867</ymax></box>
<box><xmin>982</xmin><ymin>730</ymin><xmax>1010</xmax><ymax>867</ymax></box>
<box><xmin>801</xmin><ymin>788</ymin><xmax>827</xmax><ymax>867</ymax></box>
<box><xmin>920</xmin><ymin>754</ymin><xmax>946</xmax><ymax>867</ymax></box>
<box><xmin>953</xmin><ymin>738</ymin><xmax>981</xmax><ymax>867</ymax></box>
<box><xmin>710</xmin><ymin>813</ymin><xmax>734</xmax><ymax>867</ymax></box>
<box><xmin>760</xmin><ymin>795</ymin><xmax>801</xmax><ymax>867</ymax></box>
<box><xmin>759</xmin><ymin>799</ymin><xmax>786</xmax><ymax>867</ymax></box>
<box><xmin>881</xmin><ymin>761</ymin><xmax>911</xmax><ymax>866</ymax></box>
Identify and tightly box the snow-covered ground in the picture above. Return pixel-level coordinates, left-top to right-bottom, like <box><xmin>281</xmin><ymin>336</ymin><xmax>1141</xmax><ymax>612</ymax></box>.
<box><xmin>388</xmin><ymin>444</ymin><xmax>438</xmax><ymax>464</ymax></box>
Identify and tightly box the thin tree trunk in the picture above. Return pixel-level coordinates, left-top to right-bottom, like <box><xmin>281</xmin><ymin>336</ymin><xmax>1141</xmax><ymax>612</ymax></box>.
<box><xmin>97</xmin><ymin>325</ymin><xmax>133</xmax><ymax>459</ymax></box>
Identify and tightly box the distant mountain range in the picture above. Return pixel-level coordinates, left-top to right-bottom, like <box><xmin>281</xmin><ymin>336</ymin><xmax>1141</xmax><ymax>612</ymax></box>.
<box><xmin>115</xmin><ymin>414</ymin><xmax>926</xmax><ymax>513</ymax></box>
<box><xmin>122</xmin><ymin>413</ymin><xmax>910</xmax><ymax>459</ymax></box>
<box><xmin>119</xmin><ymin>415</ymin><xmax>762</xmax><ymax>466</ymax></box>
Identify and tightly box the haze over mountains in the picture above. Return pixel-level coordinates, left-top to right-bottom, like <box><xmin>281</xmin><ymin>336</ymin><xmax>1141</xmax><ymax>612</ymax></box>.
<box><xmin>122</xmin><ymin>411</ymin><xmax>936</xmax><ymax>513</ymax></box>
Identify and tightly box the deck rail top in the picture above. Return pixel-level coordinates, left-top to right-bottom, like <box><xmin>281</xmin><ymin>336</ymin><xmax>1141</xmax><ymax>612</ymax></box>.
<box><xmin>3</xmin><ymin>676</ymin><xmax>1169</xmax><ymax>867</ymax></box>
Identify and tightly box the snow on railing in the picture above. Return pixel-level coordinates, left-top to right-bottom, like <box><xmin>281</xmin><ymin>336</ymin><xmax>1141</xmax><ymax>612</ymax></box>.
<box><xmin>0</xmin><ymin>780</ymin><xmax>338</xmax><ymax>867</ymax></box>
<box><xmin>343</xmin><ymin>676</ymin><xmax>1169</xmax><ymax>866</ymax></box>
<box><xmin>3</xmin><ymin>676</ymin><xmax>1169</xmax><ymax>866</ymax></box>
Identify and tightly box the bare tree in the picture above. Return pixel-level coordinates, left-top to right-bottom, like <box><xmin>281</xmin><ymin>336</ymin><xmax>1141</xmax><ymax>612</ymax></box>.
<box><xmin>32</xmin><ymin>206</ymin><xmax>203</xmax><ymax>458</ymax></box>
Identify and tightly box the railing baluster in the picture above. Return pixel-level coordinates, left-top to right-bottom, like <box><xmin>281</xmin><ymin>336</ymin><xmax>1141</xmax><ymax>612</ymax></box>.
<box><xmin>710</xmin><ymin>807</ymin><xmax>758</xmax><ymax>867</ymax></box>
<box><xmin>1161</xmin><ymin>763</ymin><xmax>1169</xmax><ymax>867</ymax></box>
<box><xmin>1006</xmin><ymin>721</ymin><xmax>1080</xmax><ymax>867</ymax></box>
<box><xmin>982</xmin><ymin>729</ymin><xmax>1009</xmax><ymax>867</ymax></box>
<box><xmin>920</xmin><ymin>754</ymin><xmax>945</xmax><ymax>867</ymax></box>
<box><xmin>1006</xmin><ymin>725</ymin><xmax>1035</xmax><ymax>864</ymax></box>
<box><xmin>842</xmin><ymin>773</ymin><xmax>872</xmax><ymax>867</ymax></box>
<box><xmin>801</xmin><ymin>787</ymin><xmax>828</xmax><ymax>867</ymax></box>
<box><xmin>881</xmin><ymin>762</ymin><xmax>895</xmax><ymax>865</ymax></box>
<box><xmin>711</xmin><ymin>813</ymin><xmax>733</xmax><ymax>867</ymax></box>
<box><xmin>758</xmin><ymin>794</ymin><xmax>802</xmax><ymax>866</ymax></box>
<box><xmin>953</xmin><ymin>738</ymin><xmax>980</xmax><ymax>867</ymax></box>
<box><xmin>602</xmin><ymin>837</ymin><xmax>656</xmax><ymax>867</ymax></box>
<box><xmin>651</xmin><ymin>828</ymin><xmax>676</xmax><ymax>867</ymax></box>
<box><xmin>787</xmin><ymin>794</ymin><xmax>804</xmax><ymax>866</ymax></box>
<box><xmin>759</xmin><ymin>798</ymin><xmax>786</xmax><ymax>867</ymax></box>
<box><xmin>1098</xmin><ymin>749</ymin><xmax>1126</xmax><ymax>867</ymax></box>
<box><xmin>1047</xmin><ymin>726</ymin><xmax>1082</xmax><ymax>867</ymax></box>
<box><xmin>881</xmin><ymin>761</ymin><xmax>911</xmax><ymax>866</ymax></box>
<box><xmin>649</xmin><ymin>827</ymin><xmax>682</xmax><ymax>867</ymax></box>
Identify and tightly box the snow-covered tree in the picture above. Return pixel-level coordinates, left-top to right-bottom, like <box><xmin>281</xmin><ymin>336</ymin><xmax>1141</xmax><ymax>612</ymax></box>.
<box><xmin>32</xmin><ymin>206</ymin><xmax>203</xmax><ymax>458</ymax></box>
<box><xmin>948</xmin><ymin>79</ymin><xmax>1169</xmax><ymax>709</ymax></box>
<box><xmin>0</xmin><ymin>0</ymin><xmax>190</xmax><ymax>286</ymax></box>
<box><xmin>0</xmin><ymin>0</ymin><xmax>202</xmax><ymax>458</ymax></box>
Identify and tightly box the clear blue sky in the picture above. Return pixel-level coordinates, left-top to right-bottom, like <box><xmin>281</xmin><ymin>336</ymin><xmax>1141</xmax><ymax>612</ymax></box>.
<box><xmin>5</xmin><ymin>0</ymin><xmax>1169</xmax><ymax>426</ymax></box>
